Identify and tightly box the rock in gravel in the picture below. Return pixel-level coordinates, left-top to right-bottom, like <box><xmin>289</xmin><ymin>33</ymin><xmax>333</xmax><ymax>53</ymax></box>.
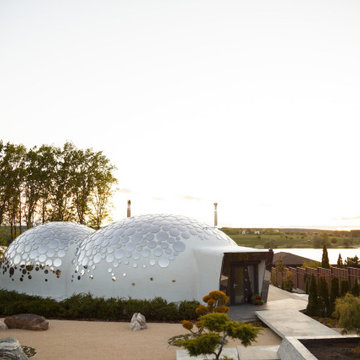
<box><xmin>4</xmin><ymin>314</ymin><xmax>49</xmax><ymax>331</ymax></box>
<box><xmin>130</xmin><ymin>313</ymin><xmax>147</xmax><ymax>331</ymax></box>
<box><xmin>0</xmin><ymin>337</ymin><xmax>28</xmax><ymax>360</ymax></box>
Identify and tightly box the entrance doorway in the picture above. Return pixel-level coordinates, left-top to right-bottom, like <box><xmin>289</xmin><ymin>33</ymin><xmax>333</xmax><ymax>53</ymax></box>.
<box><xmin>230</xmin><ymin>264</ymin><xmax>257</xmax><ymax>304</ymax></box>
<box><xmin>219</xmin><ymin>251</ymin><xmax>273</xmax><ymax>306</ymax></box>
<box><xmin>220</xmin><ymin>253</ymin><xmax>260</xmax><ymax>305</ymax></box>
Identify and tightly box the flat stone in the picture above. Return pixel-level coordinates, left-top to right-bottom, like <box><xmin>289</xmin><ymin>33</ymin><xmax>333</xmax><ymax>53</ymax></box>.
<box><xmin>4</xmin><ymin>314</ymin><xmax>49</xmax><ymax>331</ymax></box>
<box><xmin>176</xmin><ymin>347</ymin><xmax>238</xmax><ymax>360</ymax></box>
<box><xmin>0</xmin><ymin>337</ymin><xmax>28</xmax><ymax>360</ymax></box>
<box><xmin>256</xmin><ymin>310</ymin><xmax>338</xmax><ymax>339</ymax></box>
<box><xmin>237</xmin><ymin>345</ymin><xmax>280</xmax><ymax>360</ymax></box>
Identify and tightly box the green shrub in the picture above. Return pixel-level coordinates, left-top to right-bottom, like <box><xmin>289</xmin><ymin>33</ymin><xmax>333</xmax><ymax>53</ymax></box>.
<box><xmin>0</xmin><ymin>289</ymin><xmax>199</xmax><ymax>322</ymax></box>
<box><xmin>317</xmin><ymin>277</ymin><xmax>330</xmax><ymax>317</ymax></box>
<box><xmin>340</xmin><ymin>279</ymin><xmax>350</xmax><ymax>297</ymax></box>
<box><xmin>334</xmin><ymin>293</ymin><xmax>360</xmax><ymax>335</ymax></box>
<box><xmin>178</xmin><ymin>300</ymin><xmax>198</xmax><ymax>320</ymax></box>
<box><xmin>330</xmin><ymin>277</ymin><xmax>340</xmax><ymax>314</ymax></box>
<box><xmin>304</xmin><ymin>275</ymin><xmax>310</xmax><ymax>294</ymax></box>
<box><xmin>306</xmin><ymin>274</ymin><xmax>318</xmax><ymax>316</ymax></box>
<box><xmin>321</xmin><ymin>244</ymin><xmax>330</xmax><ymax>269</ymax></box>
<box><xmin>281</xmin><ymin>272</ymin><xmax>294</xmax><ymax>292</ymax></box>
<box><xmin>351</xmin><ymin>279</ymin><xmax>360</xmax><ymax>297</ymax></box>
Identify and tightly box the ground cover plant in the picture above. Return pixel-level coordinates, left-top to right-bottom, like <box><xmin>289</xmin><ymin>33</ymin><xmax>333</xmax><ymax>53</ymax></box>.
<box><xmin>22</xmin><ymin>346</ymin><xmax>36</xmax><ymax>358</ymax></box>
<box><xmin>169</xmin><ymin>290</ymin><xmax>260</xmax><ymax>360</ymax></box>
<box><xmin>0</xmin><ymin>290</ymin><xmax>199</xmax><ymax>321</ymax></box>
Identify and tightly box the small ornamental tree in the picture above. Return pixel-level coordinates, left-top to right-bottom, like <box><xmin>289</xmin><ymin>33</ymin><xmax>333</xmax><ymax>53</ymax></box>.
<box><xmin>321</xmin><ymin>244</ymin><xmax>330</xmax><ymax>269</ymax></box>
<box><xmin>330</xmin><ymin>277</ymin><xmax>340</xmax><ymax>314</ymax></box>
<box><xmin>334</xmin><ymin>293</ymin><xmax>360</xmax><ymax>335</ymax></box>
<box><xmin>306</xmin><ymin>274</ymin><xmax>319</xmax><ymax>316</ymax></box>
<box><xmin>340</xmin><ymin>279</ymin><xmax>350</xmax><ymax>297</ymax></box>
<box><xmin>317</xmin><ymin>277</ymin><xmax>330</xmax><ymax>317</ymax></box>
<box><xmin>174</xmin><ymin>313</ymin><xmax>260</xmax><ymax>360</ymax></box>
<box><xmin>281</xmin><ymin>271</ymin><xmax>294</xmax><ymax>292</ymax></box>
<box><xmin>276</xmin><ymin>256</ymin><xmax>286</xmax><ymax>274</ymax></box>
<box><xmin>170</xmin><ymin>291</ymin><xmax>260</xmax><ymax>360</ymax></box>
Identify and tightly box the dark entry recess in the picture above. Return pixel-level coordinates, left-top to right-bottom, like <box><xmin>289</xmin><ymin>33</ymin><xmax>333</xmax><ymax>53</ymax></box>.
<box><xmin>219</xmin><ymin>251</ymin><xmax>273</xmax><ymax>305</ymax></box>
<box><xmin>230</xmin><ymin>263</ymin><xmax>258</xmax><ymax>304</ymax></box>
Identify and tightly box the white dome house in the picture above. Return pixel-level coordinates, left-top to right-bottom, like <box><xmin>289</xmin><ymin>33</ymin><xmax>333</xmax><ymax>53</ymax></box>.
<box><xmin>0</xmin><ymin>222</ymin><xmax>94</xmax><ymax>299</ymax></box>
<box><xmin>0</xmin><ymin>215</ymin><xmax>273</xmax><ymax>304</ymax></box>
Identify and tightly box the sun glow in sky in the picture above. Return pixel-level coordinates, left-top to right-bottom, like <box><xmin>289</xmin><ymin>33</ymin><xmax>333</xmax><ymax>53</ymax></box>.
<box><xmin>1</xmin><ymin>0</ymin><xmax>360</xmax><ymax>228</ymax></box>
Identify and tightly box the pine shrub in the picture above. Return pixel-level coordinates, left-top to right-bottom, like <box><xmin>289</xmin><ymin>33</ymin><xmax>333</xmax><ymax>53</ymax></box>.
<box><xmin>306</xmin><ymin>274</ymin><xmax>319</xmax><ymax>316</ymax></box>
<box><xmin>321</xmin><ymin>244</ymin><xmax>330</xmax><ymax>269</ymax></box>
<box><xmin>351</xmin><ymin>279</ymin><xmax>360</xmax><ymax>297</ymax></box>
<box><xmin>340</xmin><ymin>279</ymin><xmax>350</xmax><ymax>297</ymax></box>
<box><xmin>330</xmin><ymin>277</ymin><xmax>340</xmax><ymax>314</ymax></box>
<box><xmin>317</xmin><ymin>277</ymin><xmax>330</xmax><ymax>317</ymax></box>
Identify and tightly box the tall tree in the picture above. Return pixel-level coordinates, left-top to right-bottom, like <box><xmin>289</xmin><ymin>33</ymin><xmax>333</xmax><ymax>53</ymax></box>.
<box><xmin>49</xmin><ymin>143</ymin><xmax>76</xmax><ymax>222</ymax></box>
<box><xmin>23</xmin><ymin>147</ymin><xmax>43</xmax><ymax>228</ymax></box>
<box><xmin>36</xmin><ymin>145</ymin><xmax>57</xmax><ymax>224</ymax></box>
<box><xmin>0</xmin><ymin>141</ymin><xmax>118</xmax><ymax>237</ymax></box>
<box><xmin>88</xmin><ymin>155</ymin><xmax>117</xmax><ymax>229</ymax></box>
<box><xmin>0</xmin><ymin>143</ymin><xmax>26</xmax><ymax>237</ymax></box>
<box><xmin>321</xmin><ymin>243</ymin><xmax>330</xmax><ymax>269</ymax></box>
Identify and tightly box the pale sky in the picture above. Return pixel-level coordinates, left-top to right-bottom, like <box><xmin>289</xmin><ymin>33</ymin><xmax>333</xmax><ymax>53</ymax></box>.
<box><xmin>1</xmin><ymin>0</ymin><xmax>360</xmax><ymax>229</ymax></box>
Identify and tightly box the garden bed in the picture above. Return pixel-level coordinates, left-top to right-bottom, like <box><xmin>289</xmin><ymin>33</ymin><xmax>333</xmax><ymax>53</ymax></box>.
<box><xmin>300</xmin><ymin>337</ymin><xmax>360</xmax><ymax>360</ymax></box>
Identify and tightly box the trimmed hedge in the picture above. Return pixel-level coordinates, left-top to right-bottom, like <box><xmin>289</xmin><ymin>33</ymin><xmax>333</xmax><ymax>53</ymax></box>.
<box><xmin>0</xmin><ymin>290</ymin><xmax>199</xmax><ymax>321</ymax></box>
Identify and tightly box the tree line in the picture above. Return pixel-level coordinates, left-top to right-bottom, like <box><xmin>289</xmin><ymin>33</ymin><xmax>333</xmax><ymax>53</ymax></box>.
<box><xmin>0</xmin><ymin>141</ymin><xmax>118</xmax><ymax>241</ymax></box>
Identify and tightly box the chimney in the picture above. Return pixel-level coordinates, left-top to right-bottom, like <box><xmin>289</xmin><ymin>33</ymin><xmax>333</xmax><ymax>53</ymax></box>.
<box><xmin>214</xmin><ymin>202</ymin><xmax>218</xmax><ymax>227</ymax></box>
<box><xmin>127</xmin><ymin>200</ymin><xmax>131</xmax><ymax>218</ymax></box>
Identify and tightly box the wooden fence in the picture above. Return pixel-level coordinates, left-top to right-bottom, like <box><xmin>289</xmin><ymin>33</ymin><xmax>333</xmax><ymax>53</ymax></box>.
<box><xmin>271</xmin><ymin>266</ymin><xmax>360</xmax><ymax>292</ymax></box>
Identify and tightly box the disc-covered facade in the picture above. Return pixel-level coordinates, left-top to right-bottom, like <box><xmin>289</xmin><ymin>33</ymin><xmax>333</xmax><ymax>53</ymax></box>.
<box><xmin>0</xmin><ymin>215</ymin><xmax>273</xmax><ymax>304</ymax></box>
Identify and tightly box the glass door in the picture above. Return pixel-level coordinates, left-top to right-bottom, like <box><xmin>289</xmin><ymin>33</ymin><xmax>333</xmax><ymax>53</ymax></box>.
<box><xmin>230</xmin><ymin>265</ymin><xmax>252</xmax><ymax>304</ymax></box>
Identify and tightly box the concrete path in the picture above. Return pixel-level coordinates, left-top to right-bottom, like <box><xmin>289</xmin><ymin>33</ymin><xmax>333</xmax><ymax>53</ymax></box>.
<box><xmin>228</xmin><ymin>285</ymin><xmax>308</xmax><ymax>322</ymax></box>
<box><xmin>256</xmin><ymin>310</ymin><xmax>339</xmax><ymax>339</ymax></box>
<box><xmin>237</xmin><ymin>345</ymin><xmax>280</xmax><ymax>360</ymax></box>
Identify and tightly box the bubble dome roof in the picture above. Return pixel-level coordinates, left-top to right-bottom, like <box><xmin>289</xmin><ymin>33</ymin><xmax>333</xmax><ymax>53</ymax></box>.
<box><xmin>5</xmin><ymin>222</ymin><xmax>94</xmax><ymax>269</ymax></box>
<box><xmin>74</xmin><ymin>214</ymin><xmax>235</xmax><ymax>275</ymax></box>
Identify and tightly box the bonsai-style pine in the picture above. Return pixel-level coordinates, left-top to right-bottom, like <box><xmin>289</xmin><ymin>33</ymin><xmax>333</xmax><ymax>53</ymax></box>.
<box><xmin>170</xmin><ymin>290</ymin><xmax>260</xmax><ymax>360</ymax></box>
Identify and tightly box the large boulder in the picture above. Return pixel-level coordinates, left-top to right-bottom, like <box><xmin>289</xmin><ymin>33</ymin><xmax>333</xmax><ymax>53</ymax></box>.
<box><xmin>4</xmin><ymin>314</ymin><xmax>49</xmax><ymax>331</ymax></box>
<box><xmin>130</xmin><ymin>313</ymin><xmax>147</xmax><ymax>331</ymax></box>
<box><xmin>0</xmin><ymin>337</ymin><xmax>28</xmax><ymax>360</ymax></box>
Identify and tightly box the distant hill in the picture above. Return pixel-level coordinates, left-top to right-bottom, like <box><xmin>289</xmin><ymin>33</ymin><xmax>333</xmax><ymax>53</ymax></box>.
<box><xmin>220</xmin><ymin>227</ymin><xmax>360</xmax><ymax>249</ymax></box>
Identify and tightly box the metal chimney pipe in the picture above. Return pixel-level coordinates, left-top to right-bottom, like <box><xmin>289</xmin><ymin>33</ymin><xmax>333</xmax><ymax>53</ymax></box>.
<box><xmin>214</xmin><ymin>202</ymin><xmax>218</xmax><ymax>227</ymax></box>
<box><xmin>127</xmin><ymin>200</ymin><xmax>131</xmax><ymax>218</ymax></box>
